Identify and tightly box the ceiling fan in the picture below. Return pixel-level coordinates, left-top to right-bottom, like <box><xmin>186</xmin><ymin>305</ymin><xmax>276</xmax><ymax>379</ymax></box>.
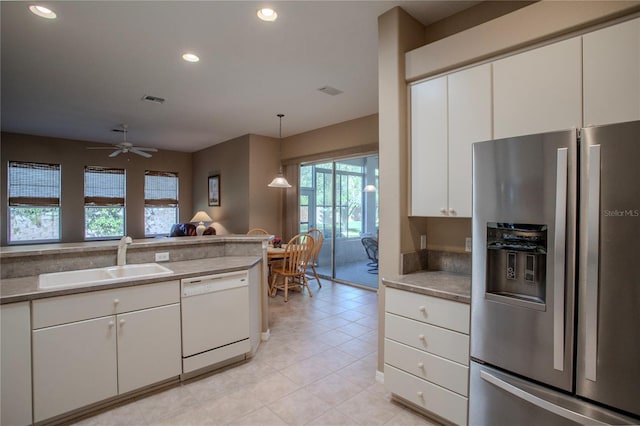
<box><xmin>87</xmin><ymin>124</ymin><xmax>158</xmax><ymax>158</ymax></box>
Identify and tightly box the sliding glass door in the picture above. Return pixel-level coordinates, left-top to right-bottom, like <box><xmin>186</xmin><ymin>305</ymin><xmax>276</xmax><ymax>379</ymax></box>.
<box><xmin>299</xmin><ymin>155</ymin><xmax>378</xmax><ymax>289</ymax></box>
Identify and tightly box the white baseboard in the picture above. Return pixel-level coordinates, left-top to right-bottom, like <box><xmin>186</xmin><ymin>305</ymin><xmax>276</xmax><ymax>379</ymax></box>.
<box><xmin>261</xmin><ymin>329</ymin><xmax>271</xmax><ymax>341</ymax></box>
<box><xmin>375</xmin><ymin>369</ymin><xmax>384</xmax><ymax>384</ymax></box>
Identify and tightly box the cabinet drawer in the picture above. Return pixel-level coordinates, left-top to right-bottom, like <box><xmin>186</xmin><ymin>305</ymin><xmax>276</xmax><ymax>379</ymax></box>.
<box><xmin>385</xmin><ymin>313</ymin><xmax>469</xmax><ymax>365</ymax></box>
<box><xmin>385</xmin><ymin>338</ymin><xmax>468</xmax><ymax>396</ymax></box>
<box><xmin>385</xmin><ymin>287</ymin><xmax>469</xmax><ymax>334</ymax></box>
<box><xmin>33</xmin><ymin>280</ymin><xmax>179</xmax><ymax>329</ymax></box>
<box><xmin>385</xmin><ymin>364</ymin><xmax>467</xmax><ymax>426</ymax></box>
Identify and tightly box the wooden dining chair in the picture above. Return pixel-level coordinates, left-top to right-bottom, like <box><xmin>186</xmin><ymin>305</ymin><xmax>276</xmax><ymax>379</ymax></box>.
<box><xmin>306</xmin><ymin>228</ymin><xmax>324</xmax><ymax>288</ymax></box>
<box><xmin>270</xmin><ymin>233</ymin><xmax>314</xmax><ymax>302</ymax></box>
<box><xmin>247</xmin><ymin>228</ymin><xmax>269</xmax><ymax>235</ymax></box>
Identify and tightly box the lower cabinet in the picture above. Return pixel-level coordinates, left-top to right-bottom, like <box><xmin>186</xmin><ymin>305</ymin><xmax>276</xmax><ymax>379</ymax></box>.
<box><xmin>32</xmin><ymin>281</ymin><xmax>181</xmax><ymax>423</ymax></box>
<box><xmin>385</xmin><ymin>287</ymin><xmax>470</xmax><ymax>426</ymax></box>
<box><xmin>1</xmin><ymin>302</ymin><xmax>32</xmax><ymax>426</ymax></box>
<box><xmin>33</xmin><ymin>316</ymin><xmax>118</xmax><ymax>422</ymax></box>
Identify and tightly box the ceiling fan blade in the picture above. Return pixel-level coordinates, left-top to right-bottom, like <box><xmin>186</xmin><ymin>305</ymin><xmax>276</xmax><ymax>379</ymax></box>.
<box><xmin>86</xmin><ymin>147</ymin><xmax>116</xmax><ymax>150</ymax></box>
<box><xmin>109</xmin><ymin>150</ymin><xmax>122</xmax><ymax>158</ymax></box>
<box><xmin>133</xmin><ymin>147</ymin><xmax>158</xmax><ymax>152</ymax></box>
<box><xmin>130</xmin><ymin>148</ymin><xmax>152</xmax><ymax>158</ymax></box>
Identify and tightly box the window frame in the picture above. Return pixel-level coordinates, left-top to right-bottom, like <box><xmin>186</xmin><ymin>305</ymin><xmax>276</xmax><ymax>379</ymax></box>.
<box><xmin>7</xmin><ymin>161</ymin><xmax>62</xmax><ymax>244</ymax></box>
<box><xmin>144</xmin><ymin>170</ymin><xmax>179</xmax><ymax>237</ymax></box>
<box><xmin>83</xmin><ymin>166</ymin><xmax>126</xmax><ymax>240</ymax></box>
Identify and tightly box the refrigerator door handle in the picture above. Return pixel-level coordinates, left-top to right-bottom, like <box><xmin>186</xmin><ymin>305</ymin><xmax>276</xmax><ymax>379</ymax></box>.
<box><xmin>553</xmin><ymin>148</ymin><xmax>568</xmax><ymax>371</ymax></box>
<box><xmin>480</xmin><ymin>370</ymin><xmax>608</xmax><ymax>425</ymax></box>
<box><xmin>585</xmin><ymin>144</ymin><xmax>601</xmax><ymax>382</ymax></box>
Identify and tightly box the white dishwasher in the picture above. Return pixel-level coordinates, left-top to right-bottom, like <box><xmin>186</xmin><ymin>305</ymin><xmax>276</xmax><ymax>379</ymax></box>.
<box><xmin>181</xmin><ymin>271</ymin><xmax>250</xmax><ymax>374</ymax></box>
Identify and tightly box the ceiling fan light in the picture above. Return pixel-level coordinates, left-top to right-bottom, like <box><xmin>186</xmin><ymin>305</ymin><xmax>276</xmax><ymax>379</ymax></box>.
<box><xmin>257</xmin><ymin>8</ymin><xmax>277</xmax><ymax>22</ymax></box>
<box><xmin>182</xmin><ymin>52</ymin><xmax>200</xmax><ymax>63</ymax></box>
<box><xmin>29</xmin><ymin>5</ymin><xmax>57</xmax><ymax>19</ymax></box>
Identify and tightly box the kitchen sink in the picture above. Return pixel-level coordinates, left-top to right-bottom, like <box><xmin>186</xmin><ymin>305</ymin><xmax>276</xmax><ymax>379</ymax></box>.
<box><xmin>38</xmin><ymin>263</ymin><xmax>173</xmax><ymax>289</ymax></box>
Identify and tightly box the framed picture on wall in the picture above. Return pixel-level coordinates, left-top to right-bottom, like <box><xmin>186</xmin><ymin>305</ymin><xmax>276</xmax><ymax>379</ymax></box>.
<box><xmin>208</xmin><ymin>175</ymin><xmax>220</xmax><ymax>206</ymax></box>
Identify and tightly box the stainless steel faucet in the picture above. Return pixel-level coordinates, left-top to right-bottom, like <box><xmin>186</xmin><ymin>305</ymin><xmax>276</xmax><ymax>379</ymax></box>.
<box><xmin>117</xmin><ymin>236</ymin><xmax>133</xmax><ymax>266</ymax></box>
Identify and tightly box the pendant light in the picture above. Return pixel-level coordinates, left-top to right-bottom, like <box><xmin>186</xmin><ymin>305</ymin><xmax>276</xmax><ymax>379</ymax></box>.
<box><xmin>268</xmin><ymin>114</ymin><xmax>292</xmax><ymax>188</ymax></box>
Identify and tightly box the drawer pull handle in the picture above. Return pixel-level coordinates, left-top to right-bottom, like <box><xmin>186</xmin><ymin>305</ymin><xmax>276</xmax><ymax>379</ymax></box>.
<box><xmin>417</xmin><ymin>391</ymin><xmax>424</xmax><ymax>398</ymax></box>
<box><xmin>113</xmin><ymin>298</ymin><xmax>120</xmax><ymax>305</ymax></box>
<box><xmin>119</xmin><ymin>319</ymin><xmax>126</xmax><ymax>325</ymax></box>
<box><xmin>108</xmin><ymin>321</ymin><xmax>115</xmax><ymax>327</ymax></box>
<box><xmin>418</xmin><ymin>362</ymin><xmax>424</xmax><ymax>369</ymax></box>
<box><xmin>418</xmin><ymin>306</ymin><xmax>426</xmax><ymax>313</ymax></box>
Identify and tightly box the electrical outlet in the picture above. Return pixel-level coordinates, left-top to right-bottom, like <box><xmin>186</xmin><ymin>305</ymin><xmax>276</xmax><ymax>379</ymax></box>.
<box><xmin>465</xmin><ymin>237</ymin><xmax>472</xmax><ymax>253</ymax></box>
<box><xmin>155</xmin><ymin>252</ymin><xmax>169</xmax><ymax>262</ymax></box>
<box><xmin>420</xmin><ymin>234</ymin><xmax>427</xmax><ymax>250</ymax></box>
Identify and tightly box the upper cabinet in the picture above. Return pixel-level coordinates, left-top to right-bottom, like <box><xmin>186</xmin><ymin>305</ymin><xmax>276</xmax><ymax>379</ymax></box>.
<box><xmin>448</xmin><ymin>64</ymin><xmax>492</xmax><ymax>217</ymax></box>
<box><xmin>410</xmin><ymin>64</ymin><xmax>492</xmax><ymax>217</ymax></box>
<box><xmin>410</xmin><ymin>75</ymin><xmax>448</xmax><ymax>217</ymax></box>
<box><xmin>493</xmin><ymin>37</ymin><xmax>583</xmax><ymax>139</ymax></box>
<box><xmin>583</xmin><ymin>17</ymin><xmax>640</xmax><ymax>127</ymax></box>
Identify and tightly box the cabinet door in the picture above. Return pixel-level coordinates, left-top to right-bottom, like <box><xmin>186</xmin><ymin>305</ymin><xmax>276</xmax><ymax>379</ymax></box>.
<box><xmin>117</xmin><ymin>304</ymin><xmax>181</xmax><ymax>394</ymax></box>
<box><xmin>33</xmin><ymin>316</ymin><xmax>117</xmax><ymax>422</ymax></box>
<box><xmin>410</xmin><ymin>76</ymin><xmax>448</xmax><ymax>216</ymax></box>
<box><xmin>584</xmin><ymin>18</ymin><xmax>640</xmax><ymax>126</ymax></box>
<box><xmin>448</xmin><ymin>63</ymin><xmax>492</xmax><ymax>217</ymax></box>
<box><xmin>1</xmin><ymin>302</ymin><xmax>32</xmax><ymax>426</ymax></box>
<box><xmin>493</xmin><ymin>37</ymin><xmax>582</xmax><ymax>139</ymax></box>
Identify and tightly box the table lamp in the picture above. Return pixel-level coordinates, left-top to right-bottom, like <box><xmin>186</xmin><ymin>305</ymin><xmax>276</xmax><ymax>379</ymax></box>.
<box><xmin>190</xmin><ymin>211</ymin><xmax>213</xmax><ymax>236</ymax></box>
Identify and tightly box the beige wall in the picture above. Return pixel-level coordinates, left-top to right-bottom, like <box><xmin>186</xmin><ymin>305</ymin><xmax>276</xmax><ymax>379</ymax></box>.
<box><xmin>377</xmin><ymin>7</ymin><xmax>425</xmax><ymax>373</ymax></box>
<box><xmin>192</xmin><ymin>135</ymin><xmax>250</xmax><ymax>235</ymax></box>
<box><xmin>249</xmin><ymin>134</ymin><xmax>283</xmax><ymax>236</ymax></box>
<box><xmin>280</xmin><ymin>114</ymin><xmax>378</xmax><ymax>164</ymax></box>
<box><xmin>191</xmin><ymin>133</ymin><xmax>282</xmax><ymax>236</ymax></box>
<box><xmin>0</xmin><ymin>132</ymin><xmax>192</xmax><ymax>245</ymax></box>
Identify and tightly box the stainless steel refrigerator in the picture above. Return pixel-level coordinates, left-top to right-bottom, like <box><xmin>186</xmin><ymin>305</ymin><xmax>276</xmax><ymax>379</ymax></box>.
<box><xmin>470</xmin><ymin>120</ymin><xmax>640</xmax><ymax>425</ymax></box>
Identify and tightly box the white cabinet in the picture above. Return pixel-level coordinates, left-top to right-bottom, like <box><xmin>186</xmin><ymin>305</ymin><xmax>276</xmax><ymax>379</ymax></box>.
<box><xmin>447</xmin><ymin>64</ymin><xmax>493</xmax><ymax>216</ymax></box>
<box><xmin>384</xmin><ymin>287</ymin><xmax>470</xmax><ymax>425</ymax></box>
<box><xmin>32</xmin><ymin>281</ymin><xmax>181</xmax><ymax>422</ymax></box>
<box><xmin>1</xmin><ymin>302</ymin><xmax>32</xmax><ymax>426</ymax></box>
<box><xmin>33</xmin><ymin>316</ymin><xmax>118</xmax><ymax>422</ymax></box>
<box><xmin>583</xmin><ymin>17</ymin><xmax>640</xmax><ymax>126</ymax></box>
<box><xmin>410</xmin><ymin>63</ymin><xmax>491</xmax><ymax>217</ymax></box>
<box><xmin>493</xmin><ymin>37</ymin><xmax>582</xmax><ymax>139</ymax></box>
<box><xmin>411</xmin><ymin>75</ymin><xmax>448</xmax><ymax>217</ymax></box>
<box><xmin>117</xmin><ymin>304</ymin><xmax>181</xmax><ymax>394</ymax></box>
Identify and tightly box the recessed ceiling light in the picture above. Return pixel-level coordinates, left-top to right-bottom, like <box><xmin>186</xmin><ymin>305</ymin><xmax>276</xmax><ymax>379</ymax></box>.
<box><xmin>29</xmin><ymin>5</ymin><xmax>57</xmax><ymax>19</ymax></box>
<box><xmin>257</xmin><ymin>8</ymin><xmax>277</xmax><ymax>22</ymax></box>
<box><xmin>182</xmin><ymin>53</ymin><xmax>200</xmax><ymax>63</ymax></box>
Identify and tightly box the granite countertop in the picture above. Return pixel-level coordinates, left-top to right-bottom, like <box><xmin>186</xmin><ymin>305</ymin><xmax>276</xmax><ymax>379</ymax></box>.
<box><xmin>0</xmin><ymin>256</ymin><xmax>261</xmax><ymax>304</ymax></box>
<box><xmin>382</xmin><ymin>270</ymin><xmax>471</xmax><ymax>304</ymax></box>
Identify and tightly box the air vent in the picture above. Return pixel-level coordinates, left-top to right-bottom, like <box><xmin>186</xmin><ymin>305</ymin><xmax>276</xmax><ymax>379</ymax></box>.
<box><xmin>317</xmin><ymin>86</ymin><xmax>343</xmax><ymax>96</ymax></box>
<box><xmin>141</xmin><ymin>94</ymin><xmax>166</xmax><ymax>104</ymax></box>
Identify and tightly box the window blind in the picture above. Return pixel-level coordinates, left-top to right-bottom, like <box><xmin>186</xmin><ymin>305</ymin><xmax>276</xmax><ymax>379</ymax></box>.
<box><xmin>144</xmin><ymin>170</ymin><xmax>178</xmax><ymax>207</ymax></box>
<box><xmin>8</xmin><ymin>161</ymin><xmax>61</xmax><ymax>206</ymax></box>
<box><xmin>84</xmin><ymin>166</ymin><xmax>125</xmax><ymax>206</ymax></box>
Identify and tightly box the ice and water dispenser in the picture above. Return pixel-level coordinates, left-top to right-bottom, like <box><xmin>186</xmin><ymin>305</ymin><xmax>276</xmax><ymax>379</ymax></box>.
<box><xmin>485</xmin><ymin>223</ymin><xmax>548</xmax><ymax>309</ymax></box>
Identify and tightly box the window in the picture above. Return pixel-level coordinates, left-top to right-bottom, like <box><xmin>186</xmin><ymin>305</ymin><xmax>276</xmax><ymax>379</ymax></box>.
<box><xmin>84</xmin><ymin>166</ymin><xmax>125</xmax><ymax>239</ymax></box>
<box><xmin>8</xmin><ymin>161</ymin><xmax>61</xmax><ymax>243</ymax></box>
<box><xmin>144</xmin><ymin>170</ymin><xmax>178</xmax><ymax>236</ymax></box>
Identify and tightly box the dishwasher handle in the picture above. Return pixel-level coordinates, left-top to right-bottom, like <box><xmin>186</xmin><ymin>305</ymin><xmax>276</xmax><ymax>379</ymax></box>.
<box><xmin>181</xmin><ymin>272</ymin><xmax>248</xmax><ymax>297</ymax></box>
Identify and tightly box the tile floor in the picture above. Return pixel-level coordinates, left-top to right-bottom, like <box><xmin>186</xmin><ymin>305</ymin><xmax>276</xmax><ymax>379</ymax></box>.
<box><xmin>74</xmin><ymin>281</ymin><xmax>437</xmax><ymax>425</ymax></box>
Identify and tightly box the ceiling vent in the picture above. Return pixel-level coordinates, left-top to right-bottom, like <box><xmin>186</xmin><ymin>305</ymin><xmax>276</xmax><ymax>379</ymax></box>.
<box><xmin>141</xmin><ymin>94</ymin><xmax>166</xmax><ymax>104</ymax></box>
<box><xmin>317</xmin><ymin>86</ymin><xmax>343</xmax><ymax>96</ymax></box>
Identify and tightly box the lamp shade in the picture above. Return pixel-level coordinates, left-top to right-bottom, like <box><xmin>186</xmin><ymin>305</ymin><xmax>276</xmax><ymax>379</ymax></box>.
<box><xmin>190</xmin><ymin>211</ymin><xmax>213</xmax><ymax>223</ymax></box>
<box><xmin>268</xmin><ymin>172</ymin><xmax>292</xmax><ymax>188</ymax></box>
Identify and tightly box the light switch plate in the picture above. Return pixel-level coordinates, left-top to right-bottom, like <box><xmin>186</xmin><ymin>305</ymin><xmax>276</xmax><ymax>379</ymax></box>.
<box><xmin>420</xmin><ymin>234</ymin><xmax>427</xmax><ymax>250</ymax></box>
<box><xmin>465</xmin><ymin>237</ymin><xmax>472</xmax><ymax>253</ymax></box>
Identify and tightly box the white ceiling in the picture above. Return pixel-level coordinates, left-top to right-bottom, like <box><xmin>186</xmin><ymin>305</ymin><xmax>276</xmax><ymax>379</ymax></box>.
<box><xmin>1</xmin><ymin>1</ymin><xmax>478</xmax><ymax>153</ymax></box>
